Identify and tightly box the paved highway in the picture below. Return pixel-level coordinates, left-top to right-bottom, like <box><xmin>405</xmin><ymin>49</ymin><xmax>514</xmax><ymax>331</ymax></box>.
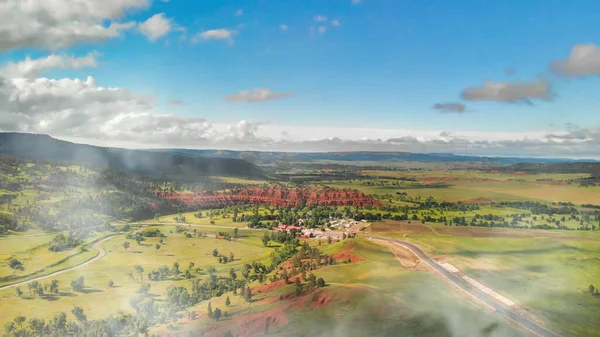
<box><xmin>370</xmin><ymin>236</ymin><xmax>559</xmax><ymax>337</ymax></box>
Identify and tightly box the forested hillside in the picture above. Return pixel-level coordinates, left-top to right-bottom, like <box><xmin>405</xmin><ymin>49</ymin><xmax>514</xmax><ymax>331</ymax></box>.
<box><xmin>0</xmin><ymin>133</ymin><xmax>266</xmax><ymax>181</ymax></box>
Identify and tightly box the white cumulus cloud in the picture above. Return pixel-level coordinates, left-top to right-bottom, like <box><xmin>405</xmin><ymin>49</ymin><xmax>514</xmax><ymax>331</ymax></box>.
<box><xmin>0</xmin><ymin>0</ymin><xmax>149</xmax><ymax>52</ymax></box>
<box><xmin>1</xmin><ymin>53</ymin><xmax>99</xmax><ymax>78</ymax></box>
<box><xmin>551</xmin><ymin>44</ymin><xmax>600</xmax><ymax>77</ymax></box>
<box><xmin>461</xmin><ymin>80</ymin><xmax>551</xmax><ymax>104</ymax></box>
<box><xmin>192</xmin><ymin>29</ymin><xmax>237</xmax><ymax>43</ymax></box>
<box><xmin>138</xmin><ymin>13</ymin><xmax>172</xmax><ymax>41</ymax></box>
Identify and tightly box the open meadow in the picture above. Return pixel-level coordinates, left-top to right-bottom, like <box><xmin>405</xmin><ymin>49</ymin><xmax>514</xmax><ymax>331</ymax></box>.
<box><xmin>369</xmin><ymin>221</ymin><xmax>600</xmax><ymax>337</ymax></box>
<box><xmin>2</xmin><ymin>157</ymin><xmax>600</xmax><ymax>337</ymax></box>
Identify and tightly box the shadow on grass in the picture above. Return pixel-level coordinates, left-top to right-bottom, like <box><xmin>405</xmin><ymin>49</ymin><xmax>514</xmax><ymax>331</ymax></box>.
<box><xmin>80</xmin><ymin>288</ymin><xmax>103</xmax><ymax>294</ymax></box>
<box><xmin>58</xmin><ymin>291</ymin><xmax>76</xmax><ymax>297</ymax></box>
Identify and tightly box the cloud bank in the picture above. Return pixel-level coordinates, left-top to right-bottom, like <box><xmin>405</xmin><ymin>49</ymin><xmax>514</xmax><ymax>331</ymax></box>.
<box><xmin>0</xmin><ymin>0</ymin><xmax>149</xmax><ymax>52</ymax></box>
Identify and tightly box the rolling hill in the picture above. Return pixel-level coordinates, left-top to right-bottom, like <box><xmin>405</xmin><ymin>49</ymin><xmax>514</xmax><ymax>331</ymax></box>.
<box><xmin>0</xmin><ymin>133</ymin><xmax>266</xmax><ymax>180</ymax></box>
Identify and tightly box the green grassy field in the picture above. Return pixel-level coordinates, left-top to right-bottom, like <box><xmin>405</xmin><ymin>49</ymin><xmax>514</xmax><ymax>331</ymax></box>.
<box><xmin>320</xmin><ymin>177</ymin><xmax>600</xmax><ymax>204</ymax></box>
<box><xmin>3</xmin><ymin>163</ymin><xmax>600</xmax><ymax>336</ymax></box>
<box><xmin>0</xmin><ymin>225</ymin><xmax>272</xmax><ymax>328</ymax></box>
<box><xmin>148</xmin><ymin>239</ymin><xmax>528</xmax><ymax>337</ymax></box>
<box><xmin>400</xmin><ymin>234</ymin><xmax>600</xmax><ymax>337</ymax></box>
<box><xmin>0</xmin><ymin>231</ymin><xmax>118</xmax><ymax>287</ymax></box>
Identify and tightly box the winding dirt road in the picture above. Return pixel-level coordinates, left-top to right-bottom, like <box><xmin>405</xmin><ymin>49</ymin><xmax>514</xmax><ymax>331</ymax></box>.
<box><xmin>370</xmin><ymin>236</ymin><xmax>559</xmax><ymax>337</ymax></box>
<box><xmin>0</xmin><ymin>226</ymin><xmax>146</xmax><ymax>291</ymax></box>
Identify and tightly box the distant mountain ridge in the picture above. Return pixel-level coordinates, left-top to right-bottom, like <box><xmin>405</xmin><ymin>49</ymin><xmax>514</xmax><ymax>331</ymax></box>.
<box><xmin>155</xmin><ymin>149</ymin><xmax>597</xmax><ymax>165</ymax></box>
<box><xmin>0</xmin><ymin>133</ymin><xmax>265</xmax><ymax>180</ymax></box>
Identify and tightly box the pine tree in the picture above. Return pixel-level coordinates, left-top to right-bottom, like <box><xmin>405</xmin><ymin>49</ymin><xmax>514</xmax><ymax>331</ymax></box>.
<box><xmin>207</xmin><ymin>302</ymin><xmax>213</xmax><ymax>318</ymax></box>
<box><xmin>225</xmin><ymin>296</ymin><xmax>231</xmax><ymax>306</ymax></box>
<box><xmin>245</xmin><ymin>286</ymin><xmax>252</xmax><ymax>302</ymax></box>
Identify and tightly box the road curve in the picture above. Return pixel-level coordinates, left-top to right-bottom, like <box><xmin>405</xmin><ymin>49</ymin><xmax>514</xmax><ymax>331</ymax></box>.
<box><xmin>0</xmin><ymin>226</ymin><xmax>146</xmax><ymax>291</ymax></box>
<box><xmin>370</xmin><ymin>236</ymin><xmax>559</xmax><ymax>337</ymax></box>
<box><xmin>0</xmin><ymin>234</ymin><xmax>118</xmax><ymax>291</ymax></box>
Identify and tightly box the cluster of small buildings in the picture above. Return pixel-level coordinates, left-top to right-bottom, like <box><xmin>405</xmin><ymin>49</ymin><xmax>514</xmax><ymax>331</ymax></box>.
<box><xmin>328</xmin><ymin>218</ymin><xmax>366</xmax><ymax>229</ymax></box>
<box><xmin>277</xmin><ymin>224</ymin><xmax>302</xmax><ymax>232</ymax></box>
<box><xmin>275</xmin><ymin>217</ymin><xmax>370</xmax><ymax>240</ymax></box>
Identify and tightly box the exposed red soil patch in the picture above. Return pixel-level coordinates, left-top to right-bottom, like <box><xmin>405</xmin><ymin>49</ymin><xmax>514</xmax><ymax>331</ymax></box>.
<box><xmin>463</xmin><ymin>197</ymin><xmax>493</xmax><ymax>205</ymax></box>
<box><xmin>252</xmin><ymin>279</ymin><xmax>287</xmax><ymax>294</ymax></box>
<box><xmin>309</xmin><ymin>291</ymin><xmax>335</xmax><ymax>308</ymax></box>
<box><xmin>200</xmin><ymin>288</ymin><xmax>336</xmax><ymax>337</ymax></box>
<box><xmin>331</xmin><ymin>243</ymin><xmax>364</xmax><ymax>263</ymax></box>
<box><xmin>514</xmin><ymin>171</ymin><xmax>528</xmax><ymax>175</ymax></box>
<box><xmin>201</xmin><ymin>304</ymin><xmax>291</xmax><ymax>337</ymax></box>
<box><xmin>153</xmin><ymin>187</ymin><xmax>381</xmax><ymax>208</ymax></box>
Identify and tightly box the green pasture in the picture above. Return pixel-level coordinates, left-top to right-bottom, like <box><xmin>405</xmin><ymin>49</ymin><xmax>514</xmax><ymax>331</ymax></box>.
<box><xmin>321</xmin><ymin>178</ymin><xmax>600</xmax><ymax>205</ymax></box>
<box><xmin>0</xmin><ymin>226</ymin><xmax>272</xmax><ymax>328</ymax></box>
<box><xmin>405</xmin><ymin>235</ymin><xmax>600</xmax><ymax>337</ymax></box>
<box><xmin>150</xmin><ymin>239</ymin><xmax>527</xmax><ymax>337</ymax></box>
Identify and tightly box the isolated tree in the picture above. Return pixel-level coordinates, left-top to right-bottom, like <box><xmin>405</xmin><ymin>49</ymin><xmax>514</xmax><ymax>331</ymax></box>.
<box><xmin>127</xmin><ymin>272</ymin><xmax>136</xmax><ymax>283</ymax></box>
<box><xmin>172</xmin><ymin>262</ymin><xmax>180</xmax><ymax>276</ymax></box>
<box><xmin>213</xmin><ymin>249</ymin><xmax>219</xmax><ymax>257</ymax></box>
<box><xmin>308</xmin><ymin>274</ymin><xmax>317</xmax><ymax>289</ymax></box>
<box><xmin>295</xmin><ymin>278</ymin><xmax>303</xmax><ymax>297</ymax></box>
<box><xmin>9</xmin><ymin>258</ymin><xmax>24</xmax><ymax>270</ymax></box>
<box><xmin>159</xmin><ymin>265</ymin><xmax>170</xmax><ymax>279</ymax></box>
<box><xmin>317</xmin><ymin>277</ymin><xmax>326</xmax><ymax>288</ymax></box>
<box><xmin>137</xmin><ymin>283</ymin><xmax>151</xmax><ymax>295</ymax></box>
<box><xmin>15</xmin><ymin>286</ymin><xmax>23</xmax><ymax>298</ymax></box>
<box><xmin>184</xmin><ymin>269</ymin><xmax>192</xmax><ymax>279</ymax></box>
<box><xmin>240</xmin><ymin>286</ymin><xmax>246</xmax><ymax>297</ymax></box>
<box><xmin>189</xmin><ymin>262</ymin><xmax>195</xmax><ymax>270</ymax></box>
<box><xmin>225</xmin><ymin>296</ymin><xmax>231</xmax><ymax>306</ymax></box>
<box><xmin>13</xmin><ymin>316</ymin><xmax>26</xmax><ymax>329</ymax></box>
<box><xmin>327</xmin><ymin>236</ymin><xmax>332</xmax><ymax>244</ymax></box>
<box><xmin>155</xmin><ymin>243</ymin><xmax>161</xmax><ymax>252</ymax></box>
<box><xmin>213</xmin><ymin>308</ymin><xmax>222</xmax><ymax>321</ymax></box>
<box><xmin>50</xmin><ymin>280</ymin><xmax>59</xmax><ymax>294</ymax></box>
<box><xmin>229</xmin><ymin>268</ymin><xmax>237</xmax><ymax>280</ymax></box>
<box><xmin>245</xmin><ymin>286</ymin><xmax>252</xmax><ymax>302</ymax></box>
<box><xmin>108</xmin><ymin>280</ymin><xmax>114</xmax><ymax>288</ymax></box>
<box><xmin>28</xmin><ymin>318</ymin><xmax>45</xmax><ymax>335</ymax></box>
<box><xmin>135</xmin><ymin>265</ymin><xmax>144</xmax><ymax>281</ymax></box>
<box><xmin>589</xmin><ymin>285</ymin><xmax>596</xmax><ymax>294</ymax></box>
<box><xmin>262</xmin><ymin>232</ymin><xmax>270</xmax><ymax>247</ymax></box>
<box><xmin>230</xmin><ymin>252</ymin><xmax>234</xmax><ymax>261</ymax></box>
<box><xmin>70</xmin><ymin>276</ymin><xmax>85</xmax><ymax>292</ymax></box>
<box><xmin>71</xmin><ymin>306</ymin><xmax>87</xmax><ymax>322</ymax></box>
<box><xmin>123</xmin><ymin>241</ymin><xmax>130</xmax><ymax>251</ymax></box>
<box><xmin>207</xmin><ymin>302</ymin><xmax>213</xmax><ymax>318</ymax></box>
<box><xmin>282</xmin><ymin>271</ymin><xmax>290</xmax><ymax>284</ymax></box>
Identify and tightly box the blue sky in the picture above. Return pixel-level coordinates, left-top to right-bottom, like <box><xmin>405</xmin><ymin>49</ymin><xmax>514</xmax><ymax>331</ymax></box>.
<box><xmin>87</xmin><ymin>0</ymin><xmax>600</xmax><ymax>130</ymax></box>
<box><xmin>2</xmin><ymin>0</ymin><xmax>600</xmax><ymax>157</ymax></box>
